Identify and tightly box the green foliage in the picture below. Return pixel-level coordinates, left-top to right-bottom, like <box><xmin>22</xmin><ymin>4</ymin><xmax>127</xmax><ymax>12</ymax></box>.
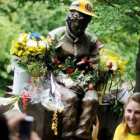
<box><xmin>93</xmin><ymin>0</ymin><xmax>140</xmax><ymax>34</ymax></box>
<box><xmin>0</xmin><ymin>16</ymin><xmax>22</xmax><ymax>96</ymax></box>
<box><xmin>0</xmin><ymin>1</ymin><xmax>68</xmax><ymax>36</ymax></box>
<box><xmin>16</xmin><ymin>0</ymin><xmax>71</xmax><ymax>5</ymax></box>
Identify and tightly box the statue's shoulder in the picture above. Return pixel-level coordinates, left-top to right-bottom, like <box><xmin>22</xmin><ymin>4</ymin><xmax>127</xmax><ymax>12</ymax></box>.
<box><xmin>85</xmin><ymin>31</ymin><xmax>97</xmax><ymax>43</ymax></box>
<box><xmin>47</xmin><ymin>26</ymin><xmax>66</xmax><ymax>40</ymax></box>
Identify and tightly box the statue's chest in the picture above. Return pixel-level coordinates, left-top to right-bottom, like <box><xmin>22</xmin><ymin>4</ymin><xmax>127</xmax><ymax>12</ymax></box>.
<box><xmin>56</xmin><ymin>37</ymin><xmax>91</xmax><ymax>61</ymax></box>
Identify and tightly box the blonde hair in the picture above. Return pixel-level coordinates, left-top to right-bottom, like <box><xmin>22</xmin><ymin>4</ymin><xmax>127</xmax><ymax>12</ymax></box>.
<box><xmin>119</xmin><ymin>94</ymin><xmax>140</xmax><ymax>139</ymax></box>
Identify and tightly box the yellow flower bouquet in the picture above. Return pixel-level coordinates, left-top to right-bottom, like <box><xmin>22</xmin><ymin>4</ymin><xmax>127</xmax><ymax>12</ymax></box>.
<box><xmin>10</xmin><ymin>33</ymin><xmax>53</xmax><ymax>77</ymax></box>
<box><xmin>8</xmin><ymin>33</ymin><xmax>56</xmax><ymax>94</ymax></box>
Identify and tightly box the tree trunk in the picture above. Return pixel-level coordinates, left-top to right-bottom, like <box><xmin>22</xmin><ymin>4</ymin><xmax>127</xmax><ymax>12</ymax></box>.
<box><xmin>135</xmin><ymin>39</ymin><xmax>140</xmax><ymax>92</ymax></box>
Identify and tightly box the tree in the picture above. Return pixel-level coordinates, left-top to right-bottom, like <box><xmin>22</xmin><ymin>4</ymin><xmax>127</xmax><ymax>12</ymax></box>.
<box><xmin>92</xmin><ymin>0</ymin><xmax>140</xmax><ymax>91</ymax></box>
<box><xmin>0</xmin><ymin>16</ymin><xmax>23</xmax><ymax>96</ymax></box>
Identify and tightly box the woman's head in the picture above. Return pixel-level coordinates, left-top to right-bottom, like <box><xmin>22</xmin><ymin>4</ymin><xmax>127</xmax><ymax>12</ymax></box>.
<box><xmin>124</xmin><ymin>94</ymin><xmax>140</xmax><ymax>134</ymax></box>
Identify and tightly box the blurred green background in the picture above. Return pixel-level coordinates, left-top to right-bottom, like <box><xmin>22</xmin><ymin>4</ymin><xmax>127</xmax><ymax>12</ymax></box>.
<box><xmin>0</xmin><ymin>0</ymin><xmax>139</xmax><ymax>96</ymax></box>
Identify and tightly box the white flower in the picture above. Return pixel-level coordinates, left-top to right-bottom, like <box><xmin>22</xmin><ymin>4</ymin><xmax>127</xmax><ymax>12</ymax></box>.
<box><xmin>0</xmin><ymin>97</ymin><xmax>16</xmax><ymax>106</ymax></box>
<box><xmin>27</xmin><ymin>34</ymin><xmax>30</xmax><ymax>40</ymax></box>
<box><xmin>18</xmin><ymin>36</ymin><xmax>25</xmax><ymax>43</ymax></box>
<box><xmin>26</xmin><ymin>39</ymin><xmax>37</xmax><ymax>47</ymax></box>
<box><xmin>38</xmin><ymin>41</ymin><xmax>47</xmax><ymax>47</ymax></box>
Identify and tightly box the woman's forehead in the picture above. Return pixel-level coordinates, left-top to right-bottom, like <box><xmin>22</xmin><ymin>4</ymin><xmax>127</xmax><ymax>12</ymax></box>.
<box><xmin>126</xmin><ymin>100</ymin><xmax>140</xmax><ymax>109</ymax></box>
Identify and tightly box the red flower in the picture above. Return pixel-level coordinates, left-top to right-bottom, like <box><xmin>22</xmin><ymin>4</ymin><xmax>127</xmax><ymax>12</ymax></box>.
<box><xmin>54</xmin><ymin>59</ymin><xmax>60</xmax><ymax>66</ymax></box>
<box><xmin>65</xmin><ymin>69</ymin><xmax>73</xmax><ymax>74</ymax></box>
<box><xmin>36</xmin><ymin>87</ymin><xmax>40</xmax><ymax>92</ymax></box>
<box><xmin>22</xmin><ymin>93</ymin><xmax>30</xmax><ymax>110</ymax></box>
<box><xmin>81</xmin><ymin>58</ymin><xmax>89</xmax><ymax>63</ymax></box>
<box><xmin>109</xmin><ymin>62</ymin><xmax>113</xmax><ymax>68</ymax></box>
<box><xmin>30</xmin><ymin>77</ymin><xmax>33</xmax><ymax>85</ymax></box>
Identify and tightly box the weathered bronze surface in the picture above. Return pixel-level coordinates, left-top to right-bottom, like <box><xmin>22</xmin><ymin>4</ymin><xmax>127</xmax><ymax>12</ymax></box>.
<box><xmin>1</xmin><ymin>94</ymin><xmax>122</xmax><ymax>140</ymax></box>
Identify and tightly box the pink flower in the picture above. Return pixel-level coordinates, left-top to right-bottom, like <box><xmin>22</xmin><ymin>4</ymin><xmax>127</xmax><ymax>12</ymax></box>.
<box><xmin>97</xmin><ymin>41</ymin><xmax>103</xmax><ymax>51</ymax></box>
<box><xmin>88</xmin><ymin>84</ymin><xmax>94</xmax><ymax>90</ymax></box>
<box><xmin>89</xmin><ymin>62</ymin><xmax>93</xmax><ymax>68</ymax></box>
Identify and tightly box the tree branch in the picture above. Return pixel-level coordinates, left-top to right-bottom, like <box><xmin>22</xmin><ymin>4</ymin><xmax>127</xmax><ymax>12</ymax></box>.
<box><xmin>99</xmin><ymin>0</ymin><xmax>116</xmax><ymax>7</ymax></box>
<box><xmin>135</xmin><ymin>39</ymin><xmax>140</xmax><ymax>92</ymax></box>
<box><xmin>133</xmin><ymin>9</ymin><xmax>140</xmax><ymax>17</ymax></box>
<box><xmin>104</xmin><ymin>0</ymin><xmax>115</xmax><ymax>7</ymax></box>
<box><xmin>125</xmin><ymin>12</ymin><xmax>140</xmax><ymax>24</ymax></box>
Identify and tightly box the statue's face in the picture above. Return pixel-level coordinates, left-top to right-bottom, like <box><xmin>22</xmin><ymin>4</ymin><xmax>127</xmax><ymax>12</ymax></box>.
<box><xmin>70</xmin><ymin>19</ymin><xmax>88</xmax><ymax>36</ymax></box>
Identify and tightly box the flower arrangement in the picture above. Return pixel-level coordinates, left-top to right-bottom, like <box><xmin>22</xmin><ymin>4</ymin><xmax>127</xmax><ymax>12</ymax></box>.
<box><xmin>51</xmin><ymin>48</ymin><xmax>128</xmax><ymax>96</ymax></box>
<box><xmin>9</xmin><ymin>33</ymin><xmax>53</xmax><ymax>77</ymax></box>
<box><xmin>101</xmin><ymin>56</ymin><xmax>127</xmax><ymax>75</ymax></box>
<box><xmin>99</xmin><ymin>48</ymin><xmax>128</xmax><ymax>91</ymax></box>
<box><xmin>53</xmin><ymin>56</ymin><xmax>99</xmax><ymax>91</ymax></box>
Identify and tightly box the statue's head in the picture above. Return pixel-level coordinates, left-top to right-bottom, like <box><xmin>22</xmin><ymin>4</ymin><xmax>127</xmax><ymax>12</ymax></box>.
<box><xmin>66</xmin><ymin>0</ymin><xmax>98</xmax><ymax>37</ymax></box>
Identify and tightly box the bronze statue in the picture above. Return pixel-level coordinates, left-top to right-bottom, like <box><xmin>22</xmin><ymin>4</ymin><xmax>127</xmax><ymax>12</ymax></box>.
<box><xmin>47</xmin><ymin>0</ymin><xmax>99</xmax><ymax>139</ymax></box>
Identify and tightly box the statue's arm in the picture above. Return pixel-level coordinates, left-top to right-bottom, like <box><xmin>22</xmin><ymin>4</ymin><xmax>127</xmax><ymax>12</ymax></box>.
<box><xmin>89</xmin><ymin>37</ymin><xmax>100</xmax><ymax>64</ymax></box>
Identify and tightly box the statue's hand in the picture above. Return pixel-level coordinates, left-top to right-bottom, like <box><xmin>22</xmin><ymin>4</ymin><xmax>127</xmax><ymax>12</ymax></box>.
<box><xmin>71</xmin><ymin>84</ymin><xmax>85</xmax><ymax>94</ymax></box>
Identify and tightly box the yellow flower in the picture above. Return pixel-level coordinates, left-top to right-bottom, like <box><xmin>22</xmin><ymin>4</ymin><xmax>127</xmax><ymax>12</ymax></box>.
<box><xmin>24</xmin><ymin>47</ymin><xmax>28</xmax><ymax>51</ymax></box>
<box><xmin>52</xmin><ymin>110</ymin><xmax>59</xmax><ymax>135</ymax></box>
<box><xmin>13</xmin><ymin>41</ymin><xmax>19</xmax><ymax>48</ymax></box>
<box><xmin>103</xmin><ymin>66</ymin><xmax>108</xmax><ymax>71</ymax></box>
<box><xmin>32</xmin><ymin>37</ymin><xmax>38</xmax><ymax>41</ymax></box>
<box><xmin>58</xmin><ymin>109</ymin><xmax>62</xmax><ymax>113</ymax></box>
<box><xmin>18</xmin><ymin>50</ymin><xmax>23</xmax><ymax>56</ymax></box>
<box><xmin>58</xmin><ymin>65</ymin><xmax>62</xmax><ymax>68</ymax></box>
<box><xmin>25</xmin><ymin>51</ymin><xmax>30</xmax><ymax>55</ymax></box>
<box><xmin>54</xmin><ymin>131</ymin><xmax>58</xmax><ymax>136</ymax></box>
<box><xmin>22</xmin><ymin>52</ymin><xmax>27</xmax><ymax>56</ymax></box>
<box><xmin>113</xmin><ymin>71</ymin><xmax>117</xmax><ymax>75</ymax></box>
<box><xmin>28</xmin><ymin>48</ymin><xmax>33</xmax><ymax>51</ymax></box>
<box><xmin>40</xmin><ymin>36</ymin><xmax>45</xmax><ymax>40</ymax></box>
<box><xmin>31</xmin><ymin>53</ymin><xmax>35</xmax><ymax>56</ymax></box>
<box><xmin>22</xmin><ymin>42</ymin><xmax>26</xmax><ymax>46</ymax></box>
<box><xmin>46</xmin><ymin>38</ymin><xmax>51</xmax><ymax>44</ymax></box>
